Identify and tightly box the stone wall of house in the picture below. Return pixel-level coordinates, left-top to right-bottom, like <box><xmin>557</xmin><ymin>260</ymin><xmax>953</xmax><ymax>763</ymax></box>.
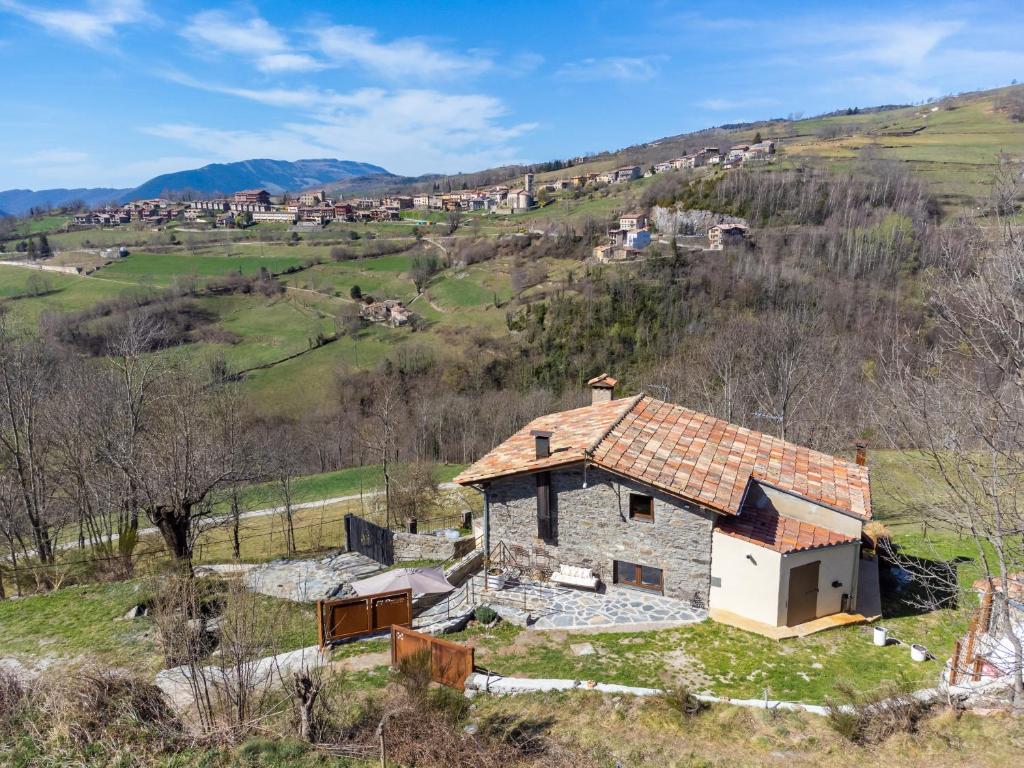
<box><xmin>486</xmin><ymin>466</ymin><xmax>715</xmax><ymax>608</ymax></box>
<box><xmin>393</xmin><ymin>531</ymin><xmax>475</xmax><ymax>563</ymax></box>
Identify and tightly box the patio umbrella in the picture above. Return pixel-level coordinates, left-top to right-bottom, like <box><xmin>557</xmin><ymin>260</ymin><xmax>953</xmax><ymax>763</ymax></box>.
<box><xmin>350</xmin><ymin>566</ymin><xmax>455</xmax><ymax>596</ymax></box>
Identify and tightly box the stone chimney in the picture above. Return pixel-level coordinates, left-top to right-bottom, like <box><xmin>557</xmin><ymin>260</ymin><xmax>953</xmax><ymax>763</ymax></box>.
<box><xmin>855</xmin><ymin>443</ymin><xmax>867</xmax><ymax>466</ymax></box>
<box><xmin>531</xmin><ymin>429</ymin><xmax>553</xmax><ymax>459</ymax></box>
<box><xmin>587</xmin><ymin>373</ymin><xmax>617</xmax><ymax>404</ymax></box>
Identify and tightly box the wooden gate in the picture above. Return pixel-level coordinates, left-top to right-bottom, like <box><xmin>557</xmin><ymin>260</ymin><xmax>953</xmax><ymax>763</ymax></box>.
<box><xmin>345</xmin><ymin>513</ymin><xmax>395</xmax><ymax>566</ymax></box>
<box><xmin>317</xmin><ymin>588</ymin><xmax>412</xmax><ymax>647</ymax></box>
<box><xmin>390</xmin><ymin>625</ymin><xmax>475</xmax><ymax>691</ymax></box>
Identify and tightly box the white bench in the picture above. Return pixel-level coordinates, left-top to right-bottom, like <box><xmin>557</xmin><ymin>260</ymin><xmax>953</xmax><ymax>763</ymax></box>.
<box><xmin>550</xmin><ymin>564</ymin><xmax>599</xmax><ymax>590</ymax></box>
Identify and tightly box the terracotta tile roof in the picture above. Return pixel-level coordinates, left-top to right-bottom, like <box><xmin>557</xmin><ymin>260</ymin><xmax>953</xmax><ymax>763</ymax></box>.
<box><xmin>453</xmin><ymin>395</ymin><xmax>642</xmax><ymax>484</ymax></box>
<box><xmin>972</xmin><ymin>574</ymin><xmax>1024</xmax><ymax>601</ymax></box>
<box><xmin>587</xmin><ymin>372</ymin><xmax>618</xmax><ymax>388</ymax></box>
<box><xmin>454</xmin><ymin>394</ymin><xmax>871</xmax><ymax>520</ymax></box>
<box><xmin>716</xmin><ymin>504</ymin><xmax>858</xmax><ymax>553</ymax></box>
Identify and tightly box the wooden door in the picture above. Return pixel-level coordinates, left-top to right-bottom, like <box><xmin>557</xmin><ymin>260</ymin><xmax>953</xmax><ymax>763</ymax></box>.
<box><xmin>786</xmin><ymin>561</ymin><xmax>820</xmax><ymax>626</ymax></box>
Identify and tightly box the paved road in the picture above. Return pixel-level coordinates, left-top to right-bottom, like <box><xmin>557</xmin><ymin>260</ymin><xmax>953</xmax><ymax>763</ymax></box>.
<box><xmin>0</xmin><ymin>259</ymin><xmax>82</xmax><ymax>275</ymax></box>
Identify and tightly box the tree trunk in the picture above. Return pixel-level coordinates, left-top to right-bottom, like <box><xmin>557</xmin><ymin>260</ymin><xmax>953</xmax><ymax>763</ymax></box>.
<box><xmin>154</xmin><ymin>507</ymin><xmax>193</xmax><ymax>571</ymax></box>
<box><xmin>231</xmin><ymin>490</ymin><xmax>241</xmax><ymax>560</ymax></box>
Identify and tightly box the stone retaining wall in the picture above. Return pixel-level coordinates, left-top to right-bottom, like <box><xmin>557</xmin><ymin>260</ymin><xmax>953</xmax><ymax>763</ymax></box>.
<box><xmin>393</xmin><ymin>530</ymin><xmax>475</xmax><ymax>563</ymax></box>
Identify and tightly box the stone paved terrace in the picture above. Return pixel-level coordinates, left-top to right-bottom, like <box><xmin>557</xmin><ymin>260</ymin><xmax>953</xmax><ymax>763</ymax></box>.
<box><xmin>196</xmin><ymin>551</ymin><xmax>383</xmax><ymax>602</ymax></box>
<box><xmin>478</xmin><ymin>578</ymin><xmax>706</xmax><ymax>631</ymax></box>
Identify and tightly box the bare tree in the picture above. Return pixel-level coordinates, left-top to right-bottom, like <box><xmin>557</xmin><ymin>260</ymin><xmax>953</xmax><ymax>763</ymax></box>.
<box><xmin>879</xmin><ymin>224</ymin><xmax>1024</xmax><ymax>707</ymax></box>
<box><xmin>120</xmin><ymin>372</ymin><xmax>255</xmax><ymax>568</ymax></box>
<box><xmin>359</xmin><ymin>376</ymin><xmax>403</xmax><ymax>528</ymax></box>
<box><xmin>0</xmin><ymin>325</ymin><xmax>66</xmax><ymax>566</ymax></box>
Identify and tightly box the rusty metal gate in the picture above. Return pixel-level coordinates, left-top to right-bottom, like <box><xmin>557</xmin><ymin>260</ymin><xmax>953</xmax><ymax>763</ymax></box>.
<box><xmin>390</xmin><ymin>625</ymin><xmax>475</xmax><ymax>691</ymax></box>
<box><xmin>345</xmin><ymin>513</ymin><xmax>395</xmax><ymax>566</ymax></box>
<box><xmin>317</xmin><ymin>588</ymin><xmax>412</xmax><ymax>647</ymax></box>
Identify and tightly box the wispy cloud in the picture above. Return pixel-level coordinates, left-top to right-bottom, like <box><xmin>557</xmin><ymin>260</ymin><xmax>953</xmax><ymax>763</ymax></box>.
<box><xmin>149</xmin><ymin>74</ymin><xmax>535</xmax><ymax>175</ymax></box>
<box><xmin>0</xmin><ymin>0</ymin><xmax>150</xmax><ymax>47</ymax></box>
<box><xmin>314</xmin><ymin>24</ymin><xmax>491</xmax><ymax>78</ymax></box>
<box><xmin>181</xmin><ymin>10</ymin><xmax>325</xmax><ymax>72</ymax></box>
<box><xmin>555</xmin><ymin>56</ymin><xmax>659</xmax><ymax>82</ymax></box>
<box><xmin>829</xmin><ymin>21</ymin><xmax>963</xmax><ymax>69</ymax></box>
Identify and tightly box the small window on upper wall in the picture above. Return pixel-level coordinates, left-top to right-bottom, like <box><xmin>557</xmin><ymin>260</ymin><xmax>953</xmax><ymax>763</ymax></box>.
<box><xmin>629</xmin><ymin>493</ymin><xmax>654</xmax><ymax>521</ymax></box>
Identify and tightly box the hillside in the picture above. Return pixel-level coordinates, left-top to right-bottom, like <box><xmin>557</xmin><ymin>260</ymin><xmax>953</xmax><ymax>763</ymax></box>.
<box><xmin>125</xmin><ymin>157</ymin><xmax>393</xmax><ymax>201</ymax></box>
<box><xmin>375</xmin><ymin>85</ymin><xmax>1024</xmax><ymax>210</ymax></box>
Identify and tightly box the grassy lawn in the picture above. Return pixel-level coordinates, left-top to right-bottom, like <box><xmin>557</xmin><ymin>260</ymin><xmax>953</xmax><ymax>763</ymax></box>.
<box><xmin>94</xmin><ymin>251</ymin><xmax>309</xmax><ymax>286</ymax></box>
<box><xmin>0</xmin><ymin>263</ymin><xmax>83</xmax><ymax>298</ymax></box>
<box><xmin>3</xmin><ymin>214</ymin><xmax>71</xmax><ymax>237</ymax></box>
<box><xmin>0</xmin><ymin>269</ymin><xmax>133</xmax><ymax>326</ymax></box>
<box><xmin>0</xmin><ymin>579</ymin><xmax>161</xmax><ymax>672</ymax></box>
<box><xmin>0</xmin><ymin>578</ymin><xmax>318</xmax><ymax>676</ymax></box>
<box><xmin>240</xmin><ymin>325</ymin><xmax>403</xmax><ymax>414</ymax></box>
<box><xmin>195</xmin><ymin>293</ymin><xmax>336</xmax><ymax>372</ymax></box>
<box><xmin>454</xmin><ymin>595</ymin><xmax>958</xmax><ymax>703</ymax></box>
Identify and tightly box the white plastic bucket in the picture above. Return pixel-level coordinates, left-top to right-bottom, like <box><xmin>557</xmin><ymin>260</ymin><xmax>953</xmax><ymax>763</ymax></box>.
<box><xmin>873</xmin><ymin>626</ymin><xmax>888</xmax><ymax>646</ymax></box>
<box><xmin>910</xmin><ymin>644</ymin><xmax>928</xmax><ymax>662</ymax></box>
<box><xmin>485</xmin><ymin>573</ymin><xmax>506</xmax><ymax>591</ymax></box>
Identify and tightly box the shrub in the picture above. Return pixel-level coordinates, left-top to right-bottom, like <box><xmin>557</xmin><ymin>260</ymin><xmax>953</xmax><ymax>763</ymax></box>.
<box><xmin>0</xmin><ymin>669</ymin><xmax>26</xmax><ymax>728</ymax></box>
<box><xmin>427</xmin><ymin>685</ymin><xmax>470</xmax><ymax>722</ymax></box>
<box><xmin>36</xmin><ymin>668</ymin><xmax>182</xmax><ymax>748</ymax></box>
<box><xmin>662</xmin><ymin>684</ymin><xmax>708</xmax><ymax>718</ymax></box>
<box><xmin>825</xmin><ymin>680</ymin><xmax>932</xmax><ymax>745</ymax></box>
<box><xmin>474</xmin><ymin>605</ymin><xmax>498</xmax><ymax>625</ymax></box>
<box><xmin>392</xmin><ymin>649</ymin><xmax>432</xmax><ymax>699</ymax></box>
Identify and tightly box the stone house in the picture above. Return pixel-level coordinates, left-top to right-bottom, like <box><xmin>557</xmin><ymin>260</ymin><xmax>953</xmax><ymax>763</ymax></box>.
<box><xmin>708</xmin><ymin>223</ymin><xmax>748</xmax><ymax>250</ymax></box>
<box><xmin>619</xmin><ymin>210</ymin><xmax>647</xmax><ymax>231</ymax></box>
<box><xmin>456</xmin><ymin>376</ymin><xmax>878</xmax><ymax>633</ymax></box>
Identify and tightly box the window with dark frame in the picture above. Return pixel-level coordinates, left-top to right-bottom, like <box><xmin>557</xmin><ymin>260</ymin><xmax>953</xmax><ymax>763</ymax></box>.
<box><xmin>628</xmin><ymin>493</ymin><xmax>654</xmax><ymax>521</ymax></box>
<box><xmin>613</xmin><ymin>560</ymin><xmax>663</xmax><ymax>592</ymax></box>
<box><xmin>536</xmin><ymin>471</ymin><xmax>554</xmax><ymax>543</ymax></box>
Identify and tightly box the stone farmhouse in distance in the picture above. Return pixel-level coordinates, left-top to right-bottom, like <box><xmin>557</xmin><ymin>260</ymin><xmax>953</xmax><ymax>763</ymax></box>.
<box><xmin>456</xmin><ymin>375</ymin><xmax>880</xmax><ymax>636</ymax></box>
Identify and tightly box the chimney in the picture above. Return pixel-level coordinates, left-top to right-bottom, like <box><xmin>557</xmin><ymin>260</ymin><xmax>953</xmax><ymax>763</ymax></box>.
<box><xmin>855</xmin><ymin>443</ymin><xmax>867</xmax><ymax>466</ymax></box>
<box><xmin>531</xmin><ymin>429</ymin><xmax>553</xmax><ymax>459</ymax></box>
<box><xmin>587</xmin><ymin>373</ymin><xmax>618</xmax><ymax>405</ymax></box>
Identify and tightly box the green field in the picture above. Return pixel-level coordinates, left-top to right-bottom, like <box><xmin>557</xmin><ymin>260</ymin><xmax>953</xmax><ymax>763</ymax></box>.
<box><xmin>93</xmin><ymin>251</ymin><xmax>310</xmax><ymax>286</ymax></box>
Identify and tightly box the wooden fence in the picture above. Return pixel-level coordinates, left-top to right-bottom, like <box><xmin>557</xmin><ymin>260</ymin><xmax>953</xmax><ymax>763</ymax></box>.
<box><xmin>949</xmin><ymin>589</ymin><xmax>993</xmax><ymax>685</ymax></box>
<box><xmin>390</xmin><ymin>625</ymin><xmax>475</xmax><ymax>691</ymax></box>
<box><xmin>317</xmin><ymin>588</ymin><xmax>412</xmax><ymax>647</ymax></box>
<box><xmin>345</xmin><ymin>513</ymin><xmax>395</xmax><ymax>566</ymax></box>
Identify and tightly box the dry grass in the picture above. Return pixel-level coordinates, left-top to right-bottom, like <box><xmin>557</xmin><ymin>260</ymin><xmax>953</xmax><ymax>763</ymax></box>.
<box><xmin>467</xmin><ymin>690</ymin><xmax>1024</xmax><ymax>768</ymax></box>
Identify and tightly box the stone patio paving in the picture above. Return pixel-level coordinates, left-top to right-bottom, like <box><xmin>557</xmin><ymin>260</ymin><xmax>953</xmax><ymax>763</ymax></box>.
<box><xmin>479</xmin><ymin>578</ymin><xmax>706</xmax><ymax>631</ymax></box>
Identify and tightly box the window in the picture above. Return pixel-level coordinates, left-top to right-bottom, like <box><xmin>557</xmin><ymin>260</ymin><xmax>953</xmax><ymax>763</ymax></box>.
<box><xmin>628</xmin><ymin>493</ymin><xmax>654</xmax><ymax>522</ymax></box>
<box><xmin>613</xmin><ymin>560</ymin><xmax>663</xmax><ymax>592</ymax></box>
<box><xmin>536</xmin><ymin>472</ymin><xmax>554</xmax><ymax>543</ymax></box>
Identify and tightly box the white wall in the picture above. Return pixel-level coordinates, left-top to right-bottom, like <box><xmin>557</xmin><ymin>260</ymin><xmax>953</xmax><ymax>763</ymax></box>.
<box><xmin>709</xmin><ymin>531</ymin><xmax>782</xmax><ymax>626</ymax></box>
<box><xmin>777</xmin><ymin>542</ymin><xmax>861</xmax><ymax>626</ymax></box>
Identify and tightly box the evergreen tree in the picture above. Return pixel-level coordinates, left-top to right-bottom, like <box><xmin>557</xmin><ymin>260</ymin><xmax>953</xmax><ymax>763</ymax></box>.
<box><xmin>37</xmin><ymin>235</ymin><xmax>51</xmax><ymax>259</ymax></box>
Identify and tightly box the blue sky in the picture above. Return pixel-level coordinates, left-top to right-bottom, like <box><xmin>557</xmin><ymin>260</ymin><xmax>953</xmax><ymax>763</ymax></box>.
<box><xmin>1</xmin><ymin>0</ymin><xmax>1022</xmax><ymax>189</ymax></box>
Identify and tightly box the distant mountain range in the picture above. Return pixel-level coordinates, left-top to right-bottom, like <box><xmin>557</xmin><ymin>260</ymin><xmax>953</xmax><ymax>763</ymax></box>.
<box><xmin>0</xmin><ymin>187</ymin><xmax>126</xmax><ymax>217</ymax></box>
<box><xmin>0</xmin><ymin>158</ymin><xmax>393</xmax><ymax>217</ymax></box>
